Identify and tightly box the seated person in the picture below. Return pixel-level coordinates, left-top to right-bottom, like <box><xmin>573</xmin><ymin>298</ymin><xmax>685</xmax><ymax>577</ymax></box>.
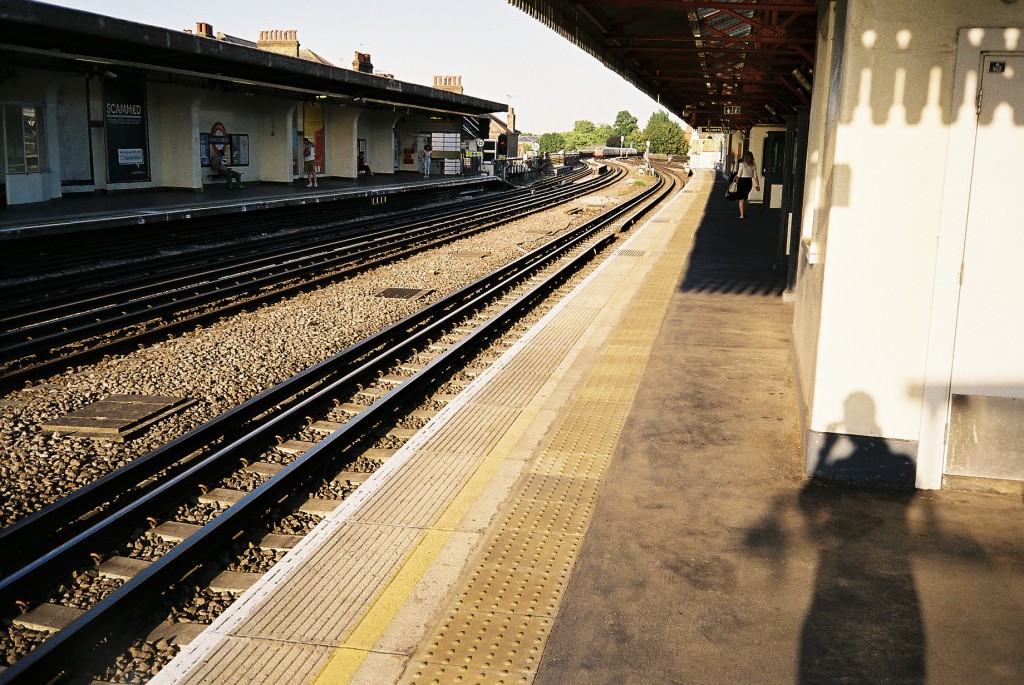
<box><xmin>209</xmin><ymin>153</ymin><xmax>243</xmax><ymax>188</ymax></box>
<box><xmin>357</xmin><ymin>151</ymin><xmax>373</xmax><ymax>177</ymax></box>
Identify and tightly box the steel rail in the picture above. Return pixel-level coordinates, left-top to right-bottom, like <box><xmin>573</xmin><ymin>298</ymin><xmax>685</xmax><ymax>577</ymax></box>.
<box><xmin>0</xmin><ymin>169</ymin><xmax>670</xmax><ymax>684</ymax></box>
<box><xmin>0</xmin><ymin>168</ymin><xmax>621</xmax><ymax>389</ymax></box>
<box><xmin>0</xmin><ymin>170</ymin><xmax>591</xmax><ymax>324</ymax></box>
<box><xmin>0</xmin><ymin>169</ymin><xmax>591</xmax><ymax>337</ymax></box>
<box><xmin>0</xmin><ymin>164</ymin><xmax>648</xmax><ymax>577</ymax></box>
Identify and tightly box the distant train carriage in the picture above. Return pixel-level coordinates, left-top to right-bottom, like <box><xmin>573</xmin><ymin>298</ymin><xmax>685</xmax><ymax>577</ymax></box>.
<box><xmin>593</xmin><ymin>146</ymin><xmax>638</xmax><ymax>158</ymax></box>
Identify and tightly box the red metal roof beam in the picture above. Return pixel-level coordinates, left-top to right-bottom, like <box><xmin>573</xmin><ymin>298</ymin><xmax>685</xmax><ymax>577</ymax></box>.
<box><xmin>569</xmin><ymin>1</ymin><xmax>816</xmax><ymax>12</ymax></box>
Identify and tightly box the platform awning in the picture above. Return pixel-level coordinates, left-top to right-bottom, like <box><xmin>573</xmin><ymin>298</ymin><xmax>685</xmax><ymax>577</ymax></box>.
<box><xmin>0</xmin><ymin>0</ymin><xmax>505</xmax><ymax>117</ymax></box>
<box><xmin>508</xmin><ymin>0</ymin><xmax>817</xmax><ymax>129</ymax></box>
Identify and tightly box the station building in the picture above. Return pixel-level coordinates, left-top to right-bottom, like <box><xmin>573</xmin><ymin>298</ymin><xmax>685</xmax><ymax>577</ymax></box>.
<box><xmin>512</xmin><ymin>0</ymin><xmax>1024</xmax><ymax>492</ymax></box>
<box><xmin>0</xmin><ymin>1</ymin><xmax>504</xmax><ymax>206</ymax></box>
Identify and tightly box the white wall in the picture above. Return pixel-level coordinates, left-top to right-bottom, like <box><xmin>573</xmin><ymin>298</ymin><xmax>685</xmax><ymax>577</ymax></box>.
<box><xmin>791</xmin><ymin>0</ymin><xmax>1024</xmax><ymax>485</ymax></box>
<box><xmin>149</xmin><ymin>84</ymin><xmax>202</xmax><ymax>189</ymax></box>
<box><xmin>55</xmin><ymin>75</ymin><xmax>92</xmax><ymax>188</ymax></box>
<box><xmin>325</xmin><ymin>106</ymin><xmax>360</xmax><ymax>178</ymax></box>
<box><xmin>195</xmin><ymin>93</ymin><xmax>292</xmax><ymax>187</ymax></box>
<box><xmin>356</xmin><ymin>110</ymin><xmax>402</xmax><ymax>177</ymax></box>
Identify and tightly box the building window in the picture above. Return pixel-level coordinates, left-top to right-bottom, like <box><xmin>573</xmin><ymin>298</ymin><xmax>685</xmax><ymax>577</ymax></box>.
<box><xmin>3</xmin><ymin>104</ymin><xmax>47</xmax><ymax>173</ymax></box>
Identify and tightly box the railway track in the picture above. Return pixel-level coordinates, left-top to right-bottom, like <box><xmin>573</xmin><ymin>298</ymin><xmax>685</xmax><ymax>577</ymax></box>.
<box><xmin>0</xmin><ymin>164</ymin><xmax>681</xmax><ymax>684</ymax></box>
<box><xmin>0</xmin><ymin>180</ymin><xmax>504</xmax><ymax>281</ymax></box>
<box><xmin>0</xmin><ymin>166</ymin><xmax>614</xmax><ymax>391</ymax></box>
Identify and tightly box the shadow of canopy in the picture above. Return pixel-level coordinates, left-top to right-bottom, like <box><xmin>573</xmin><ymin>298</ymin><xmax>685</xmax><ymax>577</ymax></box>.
<box><xmin>833</xmin><ymin>23</ymin><xmax>1023</xmax><ymax>127</ymax></box>
<box><xmin>678</xmin><ymin>182</ymin><xmax>787</xmax><ymax>297</ymax></box>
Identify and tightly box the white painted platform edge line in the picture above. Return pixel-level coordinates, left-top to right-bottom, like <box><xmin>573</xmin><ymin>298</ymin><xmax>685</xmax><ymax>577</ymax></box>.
<box><xmin>148</xmin><ymin>185</ymin><xmax>701</xmax><ymax>685</ymax></box>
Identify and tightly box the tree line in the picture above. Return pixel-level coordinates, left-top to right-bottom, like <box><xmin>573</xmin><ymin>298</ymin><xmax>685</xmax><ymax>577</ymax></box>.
<box><xmin>535</xmin><ymin>110</ymin><xmax>688</xmax><ymax>156</ymax></box>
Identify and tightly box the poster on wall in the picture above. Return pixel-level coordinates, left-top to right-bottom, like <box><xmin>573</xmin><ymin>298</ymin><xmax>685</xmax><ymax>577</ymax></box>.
<box><xmin>104</xmin><ymin>78</ymin><xmax>150</xmax><ymax>183</ymax></box>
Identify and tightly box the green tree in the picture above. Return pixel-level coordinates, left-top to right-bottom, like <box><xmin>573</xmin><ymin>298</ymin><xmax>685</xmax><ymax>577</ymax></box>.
<box><xmin>613</xmin><ymin>110</ymin><xmax>639</xmax><ymax>140</ymax></box>
<box><xmin>639</xmin><ymin>110</ymin><xmax>689</xmax><ymax>155</ymax></box>
<box><xmin>594</xmin><ymin>123</ymin><xmax>616</xmax><ymax>147</ymax></box>
<box><xmin>538</xmin><ymin>132</ymin><xmax>566</xmax><ymax>153</ymax></box>
<box><xmin>563</xmin><ymin>119</ymin><xmax>598</xmax><ymax>151</ymax></box>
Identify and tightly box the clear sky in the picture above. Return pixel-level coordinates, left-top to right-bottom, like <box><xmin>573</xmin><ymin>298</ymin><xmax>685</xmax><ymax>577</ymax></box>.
<box><xmin>39</xmin><ymin>0</ymin><xmax>687</xmax><ymax>135</ymax></box>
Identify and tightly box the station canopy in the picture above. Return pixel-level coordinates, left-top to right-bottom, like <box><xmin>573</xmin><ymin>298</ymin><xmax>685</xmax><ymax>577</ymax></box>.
<box><xmin>508</xmin><ymin>0</ymin><xmax>817</xmax><ymax>130</ymax></box>
<box><xmin>0</xmin><ymin>1</ymin><xmax>505</xmax><ymax>116</ymax></box>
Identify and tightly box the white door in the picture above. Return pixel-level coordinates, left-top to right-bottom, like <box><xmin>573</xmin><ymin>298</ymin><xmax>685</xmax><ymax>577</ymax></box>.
<box><xmin>945</xmin><ymin>53</ymin><xmax>1024</xmax><ymax>480</ymax></box>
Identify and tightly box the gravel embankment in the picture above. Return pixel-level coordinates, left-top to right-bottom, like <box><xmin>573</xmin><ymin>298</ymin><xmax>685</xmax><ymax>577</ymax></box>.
<box><xmin>0</xmin><ymin>167</ymin><xmax>649</xmax><ymax>527</ymax></box>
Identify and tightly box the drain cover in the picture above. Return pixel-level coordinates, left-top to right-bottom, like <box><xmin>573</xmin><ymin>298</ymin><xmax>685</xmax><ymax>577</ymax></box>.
<box><xmin>376</xmin><ymin>287</ymin><xmax>433</xmax><ymax>300</ymax></box>
<box><xmin>41</xmin><ymin>394</ymin><xmax>195</xmax><ymax>441</ymax></box>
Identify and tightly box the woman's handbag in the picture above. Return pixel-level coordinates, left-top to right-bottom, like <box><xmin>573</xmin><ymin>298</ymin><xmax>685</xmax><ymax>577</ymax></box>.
<box><xmin>726</xmin><ymin>174</ymin><xmax>739</xmax><ymax>198</ymax></box>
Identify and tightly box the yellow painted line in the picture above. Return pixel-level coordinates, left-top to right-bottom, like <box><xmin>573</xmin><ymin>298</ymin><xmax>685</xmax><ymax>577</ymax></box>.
<box><xmin>312</xmin><ymin>444</ymin><xmax>509</xmax><ymax>683</ymax></box>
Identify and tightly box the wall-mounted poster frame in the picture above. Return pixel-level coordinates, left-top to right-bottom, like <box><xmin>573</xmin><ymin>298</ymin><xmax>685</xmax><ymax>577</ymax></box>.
<box><xmin>200</xmin><ymin>132</ymin><xmax>249</xmax><ymax>167</ymax></box>
<box><xmin>104</xmin><ymin>78</ymin><xmax>150</xmax><ymax>183</ymax></box>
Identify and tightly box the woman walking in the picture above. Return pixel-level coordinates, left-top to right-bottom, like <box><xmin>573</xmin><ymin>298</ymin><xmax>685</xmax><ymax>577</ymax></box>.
<box><xmin>734</xmin><ymin>151</ymin><xmax>761</xmax><ymax>219</ymax></box>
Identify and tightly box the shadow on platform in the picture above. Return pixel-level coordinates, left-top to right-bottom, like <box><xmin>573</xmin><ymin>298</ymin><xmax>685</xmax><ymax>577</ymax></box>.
<box><xmin>678</xmin><ymin>177</ymin><xmax>787</xmax><ymax>297</ymax></box>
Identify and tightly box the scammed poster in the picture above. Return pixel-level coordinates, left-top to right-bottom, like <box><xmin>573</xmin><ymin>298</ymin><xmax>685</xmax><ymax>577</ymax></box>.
<box><xmin>104</xmin><ymin>78</ymin><xmax>151</xmax><ymax>183</ymax></box>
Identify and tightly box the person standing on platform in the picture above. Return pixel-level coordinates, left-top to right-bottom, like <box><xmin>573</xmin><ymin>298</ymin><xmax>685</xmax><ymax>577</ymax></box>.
<box><xmin>734</xmin><ymin>150</ymin><xmax>760</xmax><ymax>219</ymax></box>
<box><xmin>303</xmin><ymin>137</ymin><xmax>317</xmax><ymax>188</ymax></box>
<box><xmin>422</xmin><ymin>144</ymin><xmax>432</xmax><ymax>178</ymax></box>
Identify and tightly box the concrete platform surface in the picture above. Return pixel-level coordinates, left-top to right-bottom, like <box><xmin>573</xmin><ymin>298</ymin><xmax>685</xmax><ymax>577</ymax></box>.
<box><xmin>0</xmin><ymin>172</ymin><xmax>496</xmax><ymax>239</ymax></box>
<box><xmin>532</xmin><ymin>173</ymin><xmax>1024</xmax><ymax>685</ymax></box>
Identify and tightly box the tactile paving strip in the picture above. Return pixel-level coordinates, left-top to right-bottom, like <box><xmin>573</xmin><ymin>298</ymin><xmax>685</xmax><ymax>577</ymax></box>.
<box><xmin>158</xmin><ymin>177</ymin><xmax>710</xmax><ymax>685</ymax></box>
<box><xmin>402</xmin><ymin>182</ymin><xmax>709</xmax><ymax>685</ymax></box>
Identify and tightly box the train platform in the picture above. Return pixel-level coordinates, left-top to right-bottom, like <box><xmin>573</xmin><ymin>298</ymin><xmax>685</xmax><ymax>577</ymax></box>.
<box><xmin>0</xmin><ymin>173</ymin><xmax>500</xmax><ymax>241</ymax></box>
<box><xmin>150</xmin><ymin>169</ymin><xmax>1024</xmax><ymax>685</ymax></box>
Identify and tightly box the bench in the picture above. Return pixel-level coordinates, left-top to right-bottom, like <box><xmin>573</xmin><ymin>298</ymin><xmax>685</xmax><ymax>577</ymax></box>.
<box><xmin>206</xmin><ymin>167</ymin><xmax>244</xmax><ymax>187</ymax></box>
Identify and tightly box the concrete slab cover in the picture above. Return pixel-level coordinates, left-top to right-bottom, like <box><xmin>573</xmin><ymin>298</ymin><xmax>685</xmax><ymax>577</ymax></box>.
<box><xmin>41</xmin><ymin>394</ymin><xmax>195</xmax><ymax>441</ymax></box>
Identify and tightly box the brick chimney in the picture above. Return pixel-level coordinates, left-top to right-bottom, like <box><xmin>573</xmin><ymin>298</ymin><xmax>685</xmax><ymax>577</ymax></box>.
<box><xmin>257</xmin><ymin>29</ymin><xmax>300</xmax><ymax>57</ymax></box>
<box><xmin>195</xmin><ymin>22</ymin><xmax>214</xmax><ymax>38</ymax></box>
<box><xmin>432</xmin><ymin>75</ymin><xmax>464</xmax><ymax>94</ymax></box>
<box><xmin>352</xmin><ymin>52</ymin><xmax>374</xmax><ymax>74</ymax></box>
<box><xmin>507</xmin><ymin>107</ymin><xmax>516</xmax><ymax>133</ymax></box>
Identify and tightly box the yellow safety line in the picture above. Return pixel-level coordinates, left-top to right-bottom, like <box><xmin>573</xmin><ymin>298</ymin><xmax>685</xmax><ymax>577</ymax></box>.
<box><xmin>311</xmin><ymin>447</ymin><xmax>510</xmax><ymax>683</ymax></box>
<box><xmin>314</xmin><ymin>179</ymin><xmax>705</xmax><ymax>683</ymax></box>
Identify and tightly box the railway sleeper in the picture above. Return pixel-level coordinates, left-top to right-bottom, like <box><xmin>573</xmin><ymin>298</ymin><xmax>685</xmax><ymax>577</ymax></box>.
<box><xmin>197</xmin><ymin>488</ymin><xmax>245</xmax><ymax>507</ymax></box>
<box><xmin>146</xmin><ymin>621</ymin><xmax>207</xmax><ymax>648</ymax></box>
<box><xmin>152</xmin><ymin>521</ymin><xmax>202</xmax><ymax>543</ymax></box>
<box><xmin>276</xmin><ymin>439</ymin><xmax>317</xmax><ymax>455</ymax></box>
<box><xmin>297</xmin><ymin>498</ymin><xmax>340</xmax><ymax>517</ymax></box>
<box><xmin>327</xmin><ymin>470</ymin><xmax>372</xmax><ymax>487</ymax></box>
<box><xmin>97</xmin><ymin>556</ymin><xmax>151</xmax><ymax>581</ymax></box>
<box><xmin>355</xmin><ymin>386</ymin><xmax>388</xmax><ymax>401</ymax></box>
<box><xmin>309</xmin><ymin>420</ymin><xmax>345</xmax><ymax>434</ymax></box>
<box><xmin>13</xmin><ymin>603</ymin><xmax>85</xmax><ymax>633</ymax></box>
<box><xmin>242</xmin><ymin>461</ymin><xmax>284</xmax><ymax>477</ymax></box>
<box><xmin>208</xmin><ymin>570</ymin><xmax>260</xmax><ymax>594</ymax></box>
<box><xmin>154</xmin><ymin>521</ymin><xmax>302</xmax><ymax>555</ymax></box>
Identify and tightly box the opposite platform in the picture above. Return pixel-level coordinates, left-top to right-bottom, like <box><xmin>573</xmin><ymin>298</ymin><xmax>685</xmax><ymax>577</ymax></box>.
<box><xmin>0</xmin><ymin>173</ymin><xmax>497</xmax><ymax>240</ymax></box>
